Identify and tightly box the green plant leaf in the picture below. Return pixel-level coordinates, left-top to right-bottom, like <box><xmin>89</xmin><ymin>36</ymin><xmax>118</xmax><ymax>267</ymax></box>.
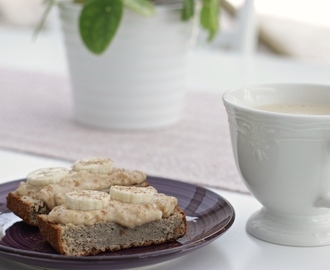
<box><xmin>181</xmin><ymin>0</ymin><xmax>195</xmax><ymax>21</ymax></box>
<box><xmin>200</xmin><ymin>0</ymin><xmax>220</xmax><ymax>41</ymax></box>
<box><xmin>79</xmin><ymin>0</ymin><xmax>123</xmax><ymax>54</ymax></box>
<box><xmin>123</xmin><ymin>0</ymin><xmax>156</xmax><ymax>16</ymax></box>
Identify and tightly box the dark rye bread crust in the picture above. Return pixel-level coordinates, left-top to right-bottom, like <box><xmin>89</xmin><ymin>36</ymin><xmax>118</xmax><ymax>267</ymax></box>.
<box><xmin>6</xmin><ymin>192</ymin><xmax>49</xmax><ymax>226</ymax></box>
<box><xmin>6</xmin><ymin>181</ymin><xmax>150</xmax><ymax>227</ymax></box>
<box><xmin>37</xmin><ymin>206</ymin><xmax>187</xmax><ymax>256</ymax></box>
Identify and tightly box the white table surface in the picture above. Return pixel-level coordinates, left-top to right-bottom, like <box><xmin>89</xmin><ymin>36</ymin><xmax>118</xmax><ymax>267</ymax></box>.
<box><xmin>2</xmin><ymin>14</ymin><xmax>330</xmax><ymax>269</ymax></box>
<box><xmin>2</xmin><ymin>149</ymin><xmax>330</xmax><ymax>270</ymax></box>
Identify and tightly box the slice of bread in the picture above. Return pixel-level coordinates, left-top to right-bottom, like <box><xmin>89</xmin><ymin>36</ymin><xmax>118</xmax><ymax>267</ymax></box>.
<box><xmin>6</xmin><ymin>158</ymin><xmax>187</xmax><ymax>256</ymax></box>
<box><xmin>6</xmin><ymin>191</ymin><xmax>49</xmax><ymax>226</ymax></box>
<box><xmin>37</xmin><ymin>206</ymin><xmax>186</xmax><ymax>256</ymax></box>
<box><xmin>6</xmin><ymin>158</ymin><xmax>148</xmax><ymax>226</ymax></box>
<box><xmin>6</xmin><ymin>178</ymin><xmax>148</xmax><ymax>226</ymax></box>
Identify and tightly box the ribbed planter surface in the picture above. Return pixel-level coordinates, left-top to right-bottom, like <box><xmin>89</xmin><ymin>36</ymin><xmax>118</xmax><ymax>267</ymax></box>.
<box><xmin>58</xmin><ymin>3</ymin><xmax>197</xmax><ymax>130</ymax></box>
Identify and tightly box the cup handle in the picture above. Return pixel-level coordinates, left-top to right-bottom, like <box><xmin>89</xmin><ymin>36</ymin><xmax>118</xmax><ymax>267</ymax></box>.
<box><xmin>315</xmin><ymin>193</ymin><xmax>330</xmax><ymax>208</ymax></box>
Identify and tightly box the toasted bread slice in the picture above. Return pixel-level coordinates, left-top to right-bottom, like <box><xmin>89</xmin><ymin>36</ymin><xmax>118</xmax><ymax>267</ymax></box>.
<box><xmin>37</xmin><ymin>206</ymin><xmax>186</xmax><ymax>256</ymax></box>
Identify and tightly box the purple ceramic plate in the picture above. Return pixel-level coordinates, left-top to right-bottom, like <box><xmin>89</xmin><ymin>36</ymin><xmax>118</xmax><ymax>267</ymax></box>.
<box><xmin>0</xmin><ymin>176</ymin><xmax>235</xmax><ymax>269</ymax></box>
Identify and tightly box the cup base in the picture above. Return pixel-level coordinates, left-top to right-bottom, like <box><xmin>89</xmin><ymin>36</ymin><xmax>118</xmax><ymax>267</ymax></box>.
<box><xmin>246</xmin><ymin>207</ymin><xmax>330</xmax><ymax>246</ymax></box>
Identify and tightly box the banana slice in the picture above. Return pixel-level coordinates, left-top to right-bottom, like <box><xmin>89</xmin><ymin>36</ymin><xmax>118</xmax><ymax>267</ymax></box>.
<box><xmin>110</xmin><ymin>186</ymin><xmax>157</xmax><ymax>204</ymax></box>
<box><xmin>72</xmin><ymin>157</ymin><xmax>114</xmax><ymax>174</ymax></box>
<box><xmin>66</xmin><ymin>190</ymin><xmax>110</xmax><ymax>211</ymax></box>
<box><xmin>26</xmin><ymin>167</ymin><xmax>69</xmax><ymax>186</ymax></box>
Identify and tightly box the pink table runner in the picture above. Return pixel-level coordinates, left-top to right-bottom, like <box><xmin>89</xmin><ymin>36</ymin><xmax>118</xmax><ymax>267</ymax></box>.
<box><xmin>0</xmin><ymin>68</ymin><xmax>248</xmax><ymax>193</ymax></box>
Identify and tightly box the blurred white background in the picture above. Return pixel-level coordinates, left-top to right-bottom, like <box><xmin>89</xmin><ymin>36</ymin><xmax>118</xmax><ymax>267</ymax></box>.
<box><xmin>0</xmin><ymin>0</ymin><xmax>330</xmax><ymax>72</ymax></box>
<box><xmin>228</xmin><ymin>0</ymin><xmax>330</xmax><ymax>64</ymax></box>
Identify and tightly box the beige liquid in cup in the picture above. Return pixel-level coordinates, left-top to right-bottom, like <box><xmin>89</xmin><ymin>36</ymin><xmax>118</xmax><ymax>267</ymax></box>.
<box><xmin>255</xmin><ymin>104</ymin><xmax>330</xmax><ymax>115</ymax></box>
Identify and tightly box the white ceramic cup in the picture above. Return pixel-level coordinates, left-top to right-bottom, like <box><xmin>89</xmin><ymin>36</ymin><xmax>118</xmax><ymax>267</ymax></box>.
<box><xmin>223</xmin><ymin>83</ymin><xmax>330</xmax><ymax>246</ymax></box>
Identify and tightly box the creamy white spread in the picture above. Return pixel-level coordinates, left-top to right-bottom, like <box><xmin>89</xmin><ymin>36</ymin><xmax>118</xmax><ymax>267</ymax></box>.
<box><xmin>15</xmin><ymin>181</ymin><xmax>43</xmax><ymax>198</ymax></box>
<box><xmin>15</xmin><ymin>163</ymin><xmax>178</xmax><ymax>229</ymax></box>
<box><xmin>16</xmin><ymin>168</ymin><xmax>146</xmax><ymax>209</ymax></box>
<box><xmin>47</xmin><ymin>193</ymin><xmax>178</xmax><ymax>228</ymax></box>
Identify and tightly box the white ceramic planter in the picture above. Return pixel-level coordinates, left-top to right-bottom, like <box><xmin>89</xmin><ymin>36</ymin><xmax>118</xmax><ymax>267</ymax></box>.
<box><xmin>58</xmin><ymin>2</ymin><xmax>198</xmax><ymax>130</ymax></box>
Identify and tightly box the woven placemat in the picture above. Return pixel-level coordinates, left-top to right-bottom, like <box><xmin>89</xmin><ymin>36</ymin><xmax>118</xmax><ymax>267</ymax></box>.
<box><xmin>0</xmin><ymin>68</ymin><xmax>248</xmax><ymax>193</ymax></box>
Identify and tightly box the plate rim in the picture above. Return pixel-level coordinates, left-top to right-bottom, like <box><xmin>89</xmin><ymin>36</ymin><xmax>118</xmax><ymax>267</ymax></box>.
<box><xmin>0</xmin><ymin>176</ymin><xmax>235</xmax><ymax>266</ymax></box>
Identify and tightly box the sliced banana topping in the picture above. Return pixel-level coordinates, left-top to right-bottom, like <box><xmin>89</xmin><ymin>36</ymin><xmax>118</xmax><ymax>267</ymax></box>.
<box><xmin>65</xmin><ymin>190</ymin><xmax>110</xmax><ymax>211</ymax></box>
<box><xmin>72</xmin><ymin>157</ymin><xmax>114</xmax><ymax>174</ymax></box>
<box><xmin>110</xmin><ymin>186</ymin><xmax>157</xmax><ymax>204</ymax></box>
<box><xmin>26</xmin><ymin>167</ymin><xmax>70</xmax><ymax>186</ymax></box>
